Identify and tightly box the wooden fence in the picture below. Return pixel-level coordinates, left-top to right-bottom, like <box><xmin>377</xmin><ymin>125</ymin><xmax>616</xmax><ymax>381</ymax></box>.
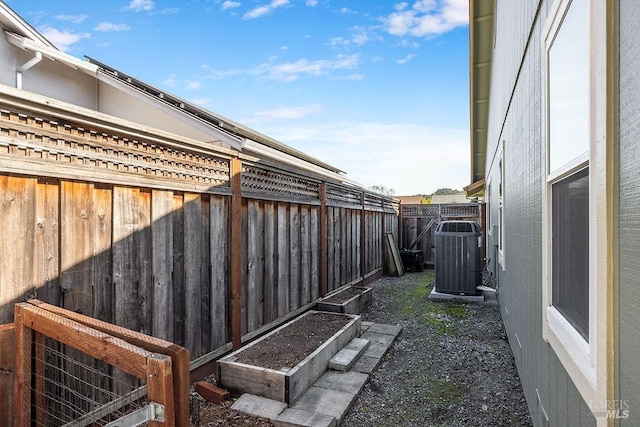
<box><xmin>9</xmin><ymin>299</ymin><xmax>190</xmax><ymax>426</ymax></box>
<box><xmin>399</xmin><ymin>203</ymin><xmax>484</xmax><ymax>265</ymax></box>
<box><xmin>0</xmin><ymin>88</ymin><xmax>398</xmax><ymax>365</ymax></box>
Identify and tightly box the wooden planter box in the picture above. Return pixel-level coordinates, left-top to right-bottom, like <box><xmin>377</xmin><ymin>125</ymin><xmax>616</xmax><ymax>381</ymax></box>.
<box><xmin>218</xmin><ymin>311</ymin><xmax>360</xmax><ymax>404</ymax></box>
<box><xmin>316</xmin><ymin>286</ymin><xmax>373</xmax><ymax>315</ymax></box>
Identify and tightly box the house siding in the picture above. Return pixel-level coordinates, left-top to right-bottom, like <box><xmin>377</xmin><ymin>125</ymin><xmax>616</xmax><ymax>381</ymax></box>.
<box><xmin>618</xmin><ymin>0</ymin><xmax>640</xmax><ymax>422</ymax></box>
<box><xmin>485</xmin><ymin>1</ymin><xmax>595</xmax><ymax>425</ymax></box>
<box><xmin>0</xmin><ymin>45</ymin><xmax>97</xmax><ymax>109</ymax></box>
<box><xmin>96</xmin><ymin>80</ymin><xmax>226</xmax><ymax>147</ymax></box>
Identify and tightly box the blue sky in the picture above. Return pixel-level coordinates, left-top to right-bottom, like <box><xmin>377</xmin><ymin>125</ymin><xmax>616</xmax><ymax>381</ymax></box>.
<box><xmin>7</xmin><ymin>0</ymin><xmax>470</xmax><ymax>196</ymax></box>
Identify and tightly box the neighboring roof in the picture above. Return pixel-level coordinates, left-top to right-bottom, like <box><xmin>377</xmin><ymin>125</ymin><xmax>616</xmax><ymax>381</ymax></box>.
<box><xmin>463</xmin><ymin>178</ymin><xmax>485</xmax><ymax>199</ymax></box>
<box><xmin>1</xmin><ymin>1</ymin><xmax>347</xmax><ymax>178</ymax></box>
<box><xmin>396</xmin><ymin>195</ymin><xmax>424</xmax><ymax>205</ymax></box>
<box><xmin>86</xmin><ymin>57</ymin><xmax>346</xmax><ymax>175</ymax></box>
<box><xmin>0</xmin><ymin>2</ymin><xmax>56</xmax><ymax>48</ymax></box>
<box><xmin>431</xmin><ymin>194</ymin><xmax>469</xmax><ymax>204</ymax></box>
<box><xmin>468</xmin><ymin>0</ymin><xmax>494</xmax><ymax>197</ymax></box>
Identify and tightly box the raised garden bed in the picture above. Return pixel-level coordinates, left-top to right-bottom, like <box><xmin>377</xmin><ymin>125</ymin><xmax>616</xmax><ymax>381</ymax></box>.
<box><xmin>316</xmin><ymin>286</ymin><xmax>373</xmax><ymax>314</ymax></box>
<box><xmin>218</xmin><ymin>311</ymin><xmax>360</xmax><ymax>404</ymax></box>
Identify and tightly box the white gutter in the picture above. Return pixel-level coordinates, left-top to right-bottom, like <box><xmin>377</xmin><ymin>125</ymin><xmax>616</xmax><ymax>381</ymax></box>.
<box><xmin>5</xmin><ymin>31</ymin><xmax>99</xmax><ymax>75</ymax></box>
<box><xmin>16</xmin><ymin>50</ymin><xmax>41</xmax><ymax>89</ymax></box>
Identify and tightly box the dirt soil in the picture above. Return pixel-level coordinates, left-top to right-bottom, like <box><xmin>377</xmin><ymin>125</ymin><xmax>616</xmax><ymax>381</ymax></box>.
<box><xmin>321</xmin><ymin>286</ymin><xmax>366</xmax><ymax>304</ymax></box>
<box><xmin>190</xmin><ymin>270</ymin><xmax>532</xmax><ymax>426</ymax></box>
<box><xmin>232</xmin><ymin>311</ymin><xmax>350</xmax><ymax>370</ymax></box>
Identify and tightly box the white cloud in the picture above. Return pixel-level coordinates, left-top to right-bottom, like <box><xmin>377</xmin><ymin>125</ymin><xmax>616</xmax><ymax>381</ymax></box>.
<box><xmin>328</xmin><ymin>37</ymin><xmax>350</xmax><ymax>47</ymax></box>
<box><xmin>186</xmin><ymin>81</ymin><xmax>201</xmax><ymax>90</ymax></box>
<box><xmin>383</xmin><ymin>0</ymin><xmax>469</xmax><ymax>38</ymax></box>
<box><xmin>350</xmin><ymin>26</ymin><xmax>369</xmax><ymax>45</ymax></box>
<box><xmin>413</xmin><ymin>0</ymin><xmax>438</xmax><ymax>13</ymax></box>
<box><xmin>95</xmin><ymin>22</ymin><xmax>131</xmax><ymax>32</ymax></box>
<box><xmin>306</xmin><ymin>0</ymin><xmax>318</xmax><ymax>6</ymax></box>
<box><xmin>261</xmin><ymin>121</ymin><xmax>469</xmax><ymax>195</ymax></box>
<box><xmin>252</xmin><ymin>104</ymin><xmax>322</xmax><ymax>121</ymax></box>
<box><xmin>243</xmin><ymin>0</ymin><xmax>289</xmax><ymax>19</ymax></box>
<box><xmin>221</xmin><ymin>1</ymin><xmax>241</xmax><ymax>11</ymax></box>
<box><xmin>201</xmin><ymin>64</ymin><xmax>244</xmax><ymax>80</ymax></box>
<box><xmin>55</xmin><ymin>14</ymin><xmax>88</xmax><ymax>24</ymax></box>
<box><xmin>202</xmin><ymin>54</ymin><xmax>360</xmax><ymax>82</ymax></box>
<box><xmin>255</xmin><ymin>54</ymin><xmax>360</xmax><ymax>81</ymax></box>
<box><xmin>162</xmin><ymin>78</ymin><xmax>176</xmax><ymax>87</ymax></box>
<box><xmin>124</xmin><ymin>0</ymin><xmax>155</xmax><ymax>12</ymax></box>
<box><xmin>397</xmin><ymin>54</ymin><xmax>416</xmax><ymax>64</ymax></box>
<box><xmin>39</xmin><ymin>27</ymin><xmax>90</xmax><ymax>52</ymax></box>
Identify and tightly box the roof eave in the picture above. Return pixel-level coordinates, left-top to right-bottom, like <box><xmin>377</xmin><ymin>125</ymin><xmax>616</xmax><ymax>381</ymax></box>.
<box><xmin>0</xmin><ymin>2</ymin><xmax>57</xmax><ymax>49</ymax></box>
<box><xmin>468</xmin><ymin>0</ymin><xmax>494</xmax><ymax>196</ymax></box>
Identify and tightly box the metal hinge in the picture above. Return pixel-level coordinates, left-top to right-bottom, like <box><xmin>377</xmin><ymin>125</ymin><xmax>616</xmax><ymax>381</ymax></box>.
<box><xmin>105</xmin><ymin>402</ymin><xmax>165</xmax><ymax>427</ymax></box>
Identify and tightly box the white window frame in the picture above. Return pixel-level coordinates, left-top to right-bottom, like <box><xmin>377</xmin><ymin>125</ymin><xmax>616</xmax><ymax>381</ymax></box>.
<box><xmin>498</xmin><ymin>142</ymin><xmax>505</xmax><ymax>270</ymax></box>
<box><xmin>541</xmin><ymin>0</ymin><xmax>609</xmax><ymax>410</ymax></box>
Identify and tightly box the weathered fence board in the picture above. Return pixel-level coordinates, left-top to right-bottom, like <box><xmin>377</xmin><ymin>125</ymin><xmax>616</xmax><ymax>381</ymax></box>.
<box><xmin>200</xmin><ymin>195</ymin><xmax>211</xmax><ymax>354</ymax></box>
<box><xmin>263</xmin><ymin>201</ymin><xmax>276</xmax><ymax>324</ymax></box>
<box><xmin>247</xmin><ymin>199</ymin><xmax>264</xmax><ymax>332</ymax></box>
<box><xmin>289</xmin><ymin>203</ymin><xmax>300</xmax><ymax>311</ymax></box>
<box><xmin>151</xmin><ymin>189</ymin><xmax>174</xmax><ymax>342</ymax></box>
<box><xmin>326</xmin><ymin>206</ymin><xmax>335</xmax><ymax>292</ymax></box>
<box><xmin>300</xmin><ymin>205</ymin><xmax>311</xmax><ymax>306</ymax></box>
<box><xmin>172</xmin><ymin>193</ymin><xmax>185</xmax><ymax>346</ymax></box>
<box><xmin>113</xmin><ymin>187</ymin><xmax>152</xmax><ymax>333</ymax></box>
<box><xmin>209</xmin><ymin>195</ymin><xmax>229</xmax><ymax>349</ymax></box>
<box><xmin>276</xmin><ymin>203</ymin><xmax>289</xmax><ymax>317</ymax></box>
<box><xmin>34</xmin><ymin>178</ymin><xmax>60</xmax><ymax>308</ymax></box>
<box><xmin>184</xmin><ymin>192</ymin><xmax>204</xmax><ymax>357</ymax></box>
<box><xmin>0</xmin><ymin>175</ymin><xmax>36</xmax><ymax>323</ymax></box>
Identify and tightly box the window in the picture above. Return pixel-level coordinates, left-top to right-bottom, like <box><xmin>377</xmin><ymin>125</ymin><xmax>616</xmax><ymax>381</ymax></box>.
<box><xmin>498</xmin><ymin>144</ymin><xmax>505</xmax><ymax>269</ymax></box>
<box><xmin>541</xmin><ymin>0</ymin><xmax>609</xmax><ymax>407</ymax></box>
<box><xmin>551</xmin><ymin>167</ymin><xmax>589</xmax><ymax>339</ymax></box>
<box><xmin>548</xmin><ymin>0</ymin><xmax>590</xmax><ymax>339</ymax></box>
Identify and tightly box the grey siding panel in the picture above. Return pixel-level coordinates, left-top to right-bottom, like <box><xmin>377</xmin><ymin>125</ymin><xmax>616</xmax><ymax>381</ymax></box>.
<box><xmin>487</xmin><ymin>1</ymin><xmax>595</xmax><ymax>425</ymax></box>
<box><xmin>618</xmin><ymin>0</ymin><xmax>640</xmax><ymax>421</ymax></box>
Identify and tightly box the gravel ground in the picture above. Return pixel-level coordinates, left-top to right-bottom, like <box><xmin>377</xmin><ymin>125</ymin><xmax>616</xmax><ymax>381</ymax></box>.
<box><xmin>191</xmin><ymin>269</ymin><xmax>532</xmax><ymax>426</ymax></box>
<box><xmin>341</xmin><ymin>269</ymin><xmax>532</xmax><ymax>426</ymax></box>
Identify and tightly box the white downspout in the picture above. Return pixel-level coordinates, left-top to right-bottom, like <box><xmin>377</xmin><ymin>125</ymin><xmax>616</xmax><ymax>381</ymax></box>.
<box><xmin>16</xmin><ymin>51</ymin><xmax>42</xmax><ymax>89</ymax></box>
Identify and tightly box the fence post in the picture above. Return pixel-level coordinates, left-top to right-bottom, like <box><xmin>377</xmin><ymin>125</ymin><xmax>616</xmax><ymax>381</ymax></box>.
<box><xmin>319</xmin><ymin>182</ymin><xmax>327</xmax><ymax>297</ymax></box>
<box><xmin>12</xmin><ymin>303</ymin><xmax>31</xmax><ymax>427</ymax></box>
<box><xmin>147</xmin><ymin>353</ymin><xmax>176</xmax><ymax>426</ymax></box>
<box><xmin>360</xmin><ymin>192</ymin><xmax>366</xmax><ymax>281</ymax></box>
<box><xmin>398</xmin><ymin>201</ymin><xmax>403</xmax><ymax>249</ymax></box>
<box><xmin>230</xmin><ymin>158</ymin><xmax>243</xmax><ymax>350</ymax></box>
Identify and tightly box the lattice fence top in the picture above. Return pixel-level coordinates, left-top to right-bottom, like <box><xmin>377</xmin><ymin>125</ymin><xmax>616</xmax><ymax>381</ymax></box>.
<box><xmin>0</xmin><ymin>96</ymin><xmax>397</xmax><ymax>208</ymax></box>
<box><xmin>402</xmin><ymin>203</ymin><xmax>480</xmax><ymax>218</ymax></box>
<box><xmin>0</xmin><ymin>107</ymin><xmax>231</xmax><ymax>191</ymax></box>
<box><xmin>241</xmin><ymin>163</ymin><xmax>320</xmax><ymax>201</ymax></box>
<box><xmin>326</xmin><ymin>183</ymin><xmax>362</xmax><ymax>208</ymax></box>
<box><xmin>402</xmin><ymin>204</ymin><xmax>439</xmax><ymax>217</ymax></box>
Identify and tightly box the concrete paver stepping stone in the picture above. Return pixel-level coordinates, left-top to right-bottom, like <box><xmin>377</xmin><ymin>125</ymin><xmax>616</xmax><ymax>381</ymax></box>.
<box><xmin>313</xmin><ymin>370</ymin><xmax>369</xmax><ymax>395</ymax></box>
<box><xmin>274</xmin><ymin>408</ymin><xmax>336</xmax><ymax>427</ymax></box>
<box><xmin>231</xmin><ymin>393</ymin><xmax>287</xmax><ymax>420</ymax></box>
